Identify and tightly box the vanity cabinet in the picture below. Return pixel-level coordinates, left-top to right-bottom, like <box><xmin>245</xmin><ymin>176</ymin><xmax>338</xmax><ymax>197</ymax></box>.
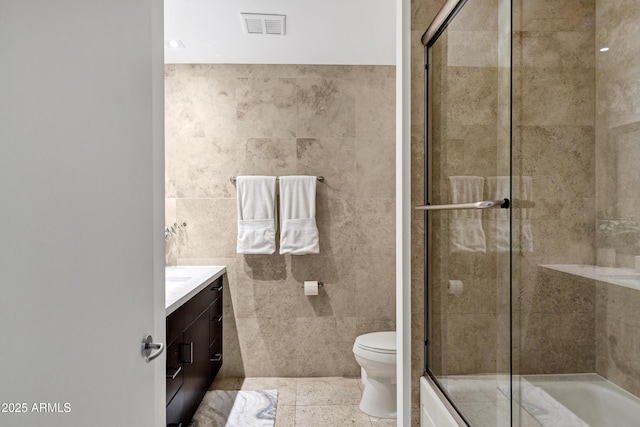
<box><xmin>166</xmin><ymin>276</ymin><xmax>223</xmax><ymax>427</ymax></box>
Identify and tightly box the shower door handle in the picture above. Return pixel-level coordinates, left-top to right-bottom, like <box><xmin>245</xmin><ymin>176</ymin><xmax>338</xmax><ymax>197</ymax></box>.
<box><xmin>415</xmin><ymin>198</ymin><xmax>509</xmax><ymax>211</ymax></box>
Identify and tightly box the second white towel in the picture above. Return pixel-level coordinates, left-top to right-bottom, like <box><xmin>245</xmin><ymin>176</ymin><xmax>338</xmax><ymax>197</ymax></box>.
<box><xmin>279</xmin><ymin>176</ymin><xmax>320</xmax><ymax>255</ymax></box>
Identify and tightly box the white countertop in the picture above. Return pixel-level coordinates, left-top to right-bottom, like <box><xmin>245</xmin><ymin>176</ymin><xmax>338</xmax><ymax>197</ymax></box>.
<box><xmin>165</xmin><ymin>265</ymin><xmax>226</xmax><ymax>316</ymax></box>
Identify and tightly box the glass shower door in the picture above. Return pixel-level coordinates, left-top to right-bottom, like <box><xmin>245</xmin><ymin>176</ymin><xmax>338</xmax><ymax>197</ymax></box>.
<box><xmin>423</xmin><ymin>0</ymin><xmax>513</xmax><ymax>425</ymax></box>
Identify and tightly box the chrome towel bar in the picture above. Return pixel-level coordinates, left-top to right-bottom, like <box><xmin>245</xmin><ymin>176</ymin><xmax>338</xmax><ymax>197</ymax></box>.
<box><xmin>415</xmin><ymin>199</ymin><xmax>510</xmax><ymax>211</ymax></box>
<box><xmin>230</xmin><ymin>176</ymin><xmax>324</xmax><ymax>183</ymax></box>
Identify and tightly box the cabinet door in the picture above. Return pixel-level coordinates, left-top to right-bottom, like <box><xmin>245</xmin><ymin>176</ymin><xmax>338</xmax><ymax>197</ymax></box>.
<box><xmin>181</xmin><ymin>308</ymin><xmax>211</xmax><ymax>422</ymax></box>
<box><xmin>209</xmin><ymin>298</ymin><xmax>223</xmax><ymax>382</ymax></box>
<box><xmin>166</xmin><ymin>390</ymin><xmax>183</xmax><ymax>427</ymax></box>
<box><xmin>166</xmin><ymin>339</ymin><xmax>184</xmax><ymax>404</ymax></box>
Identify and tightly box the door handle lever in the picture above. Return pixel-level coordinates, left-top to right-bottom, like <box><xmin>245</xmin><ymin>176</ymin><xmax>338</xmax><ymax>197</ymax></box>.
<box><xmin>141</xmin><ymin>335</ymin><xmax>164</xmax><ymax>363</ymax></box>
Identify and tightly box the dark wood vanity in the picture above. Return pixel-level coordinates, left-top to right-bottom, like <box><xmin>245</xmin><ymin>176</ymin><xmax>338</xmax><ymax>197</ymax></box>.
<box><xmin>166</xmin><ymin>276</ymin><xmax>223</xmax><ymax>426</ymax></box>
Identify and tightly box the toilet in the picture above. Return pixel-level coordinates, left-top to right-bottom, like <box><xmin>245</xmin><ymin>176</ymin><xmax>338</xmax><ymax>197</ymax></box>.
<box><xmin>352</xmin><ymin>331</ymin><xmax>396</xmax><ymax>419</ymax></box>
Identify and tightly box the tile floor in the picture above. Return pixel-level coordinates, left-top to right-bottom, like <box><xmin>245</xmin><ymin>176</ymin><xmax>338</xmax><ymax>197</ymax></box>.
<box><xmin>209</xmin><ymin>376</ymin><xmax>396</xmax><ymax>427</ymax></box>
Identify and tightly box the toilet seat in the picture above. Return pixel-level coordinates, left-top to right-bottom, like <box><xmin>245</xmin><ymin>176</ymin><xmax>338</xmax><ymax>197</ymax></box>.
<box><xmin>354</xmin><ymin>331</ymin><xmax>396</xmax><ymax>354</ymax></box>
<box><xmin>353</xmin><ymin>331</ymin><xmax>396</xmax><ymax>361</ymax></box>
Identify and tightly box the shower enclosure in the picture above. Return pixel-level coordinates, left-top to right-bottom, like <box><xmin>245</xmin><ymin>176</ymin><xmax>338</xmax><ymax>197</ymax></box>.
<box><xmin>420</xmin><ymin>0</ymin><xmax>640</xmax><ymax>425</ymax></box>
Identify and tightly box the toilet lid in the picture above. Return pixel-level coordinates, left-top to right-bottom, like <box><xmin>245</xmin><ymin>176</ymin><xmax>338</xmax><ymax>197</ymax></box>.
<box><xmin>355</xmin><ymin>331</ymin><xmax>396</xmax><ymax>354</ymax></box>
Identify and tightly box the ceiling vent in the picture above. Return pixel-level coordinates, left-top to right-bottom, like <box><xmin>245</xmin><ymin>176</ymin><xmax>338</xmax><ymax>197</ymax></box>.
<box><xmin>241</xmin><ymin>13</ymin><xmax>286</xmax><ymax>36</ymax></box>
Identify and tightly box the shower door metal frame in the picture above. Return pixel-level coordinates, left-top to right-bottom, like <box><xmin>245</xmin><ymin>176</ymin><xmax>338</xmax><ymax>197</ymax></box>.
<box><xmin>420</xmin><ymin>0</ymin><xmax>513</xmax><ymax>425</ymax></box>
<box><xmin>421</xmin><ymin>0</ymin><xmax>472</xmax><ymax>423</ymax></box>
<box><xmin>421</xmin><ymin>0</ymin><xmax>469</xmax><ymax>375</ymax></box>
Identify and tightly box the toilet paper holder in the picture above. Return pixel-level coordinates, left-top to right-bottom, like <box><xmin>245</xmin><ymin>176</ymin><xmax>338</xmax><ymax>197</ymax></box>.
<box><xmin>301</xmin><ymin>281</ymin><xmax>324</xmax><ymax>288</ymax></box>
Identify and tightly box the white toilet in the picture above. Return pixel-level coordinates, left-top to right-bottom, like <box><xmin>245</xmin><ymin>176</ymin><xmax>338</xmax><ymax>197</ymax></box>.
<box><xmin>352</xmin><ymin>331</ymin><xmax>397</xmax><ymax>419</ymax></box>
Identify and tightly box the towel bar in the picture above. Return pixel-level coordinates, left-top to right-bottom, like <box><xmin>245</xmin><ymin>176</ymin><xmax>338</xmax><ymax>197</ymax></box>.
<box><xmin>230</xmin><ymin>176</ymin><xmax>324</xmax><ymax>183</ymax></box>
<box><xmin>415</xmin><ymin>199</ymin><xmax>510</xmax><ymax>211</ymax></box>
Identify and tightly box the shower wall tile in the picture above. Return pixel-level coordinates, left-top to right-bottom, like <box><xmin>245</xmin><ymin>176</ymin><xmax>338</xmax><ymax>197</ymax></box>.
<box><xmin>165</xmin><ymin>64</ymin><xmax>395</xmax><ymax>378</ymax></box>
<box><xmin>513</xmin><ymin>31</ymin><xmax>595</xmax><ymax>69</ymax></box>
<box><xmin>448</xmin><ymin>31</ymin><xmax>499</xmax><ymax>68</ymax></box>
<box><xmin>515</xmin><ymin>69</ymin><xmax>595</xmax><ymax>126</ymax></box>
<box><xmin>447</xmin><ymin>67</ymin><xmax>498</xmax><ymax>126</ymax></box>
<box><xmin>447</xmin><ymin>313</ymin><xmax>497</xmax><ymax>374</ymax></box>
<box><xmin>594</xmin><ymin>0</ymin><xmax>640</xmax><ymax>396</ymax></box>
<box><xmin>511</xmin><ymin>0</ymin><xmax>597</xmax><ymax>380</ymax></box>
<box><xmin>596</xmin><ymin>283</ymin><xmax>640</xmax><ymax>396</ymax></box>
<box><xmin>514</xmin><ymin>0</ymin><xmax>595</xmax><ymax>32</ymax></box>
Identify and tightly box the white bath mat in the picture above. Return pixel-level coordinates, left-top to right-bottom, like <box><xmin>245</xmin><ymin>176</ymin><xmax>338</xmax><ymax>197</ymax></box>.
<box><xmin>189</xmin><ymin>389</ymin><xmax>278</xmax><ymax>427</ymax></box>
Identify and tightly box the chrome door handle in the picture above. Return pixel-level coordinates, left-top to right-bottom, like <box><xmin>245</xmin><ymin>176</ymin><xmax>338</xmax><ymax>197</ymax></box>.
<box><xmin>141</xmin><ymin>335</ymin><xmax>164</xmax><ymax>363</ymax></box>
<box><xmin>415</xmin><ymin>198</ymin><xmax>509</xmax><ymax>211</ymax></box>
<box><xmin>179</xmin><ymin>342</ymin><xmax>193</xmax><ymax>364</ymax></box>
<box><xmin>166</xmin><ymin>366</ymin><xmax>182</xmax><ymax>380</ymax></box>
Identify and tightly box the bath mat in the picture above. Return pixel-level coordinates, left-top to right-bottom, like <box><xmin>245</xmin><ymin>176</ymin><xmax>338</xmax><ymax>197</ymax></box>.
<box><xmin>189</xmin><ymin>389</ymin><xmax>278</xmax><ymax>427</ymax></box>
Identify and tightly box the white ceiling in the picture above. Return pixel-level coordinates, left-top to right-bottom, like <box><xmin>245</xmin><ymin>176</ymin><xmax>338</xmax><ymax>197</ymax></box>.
<box><xmin>164</xmin><ymin>0</ymin><xmax>396</xmax><ymax>65</ymax></box>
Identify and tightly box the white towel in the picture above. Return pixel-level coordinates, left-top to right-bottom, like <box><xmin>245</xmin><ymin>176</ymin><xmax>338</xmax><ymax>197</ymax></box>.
<box><xmin>449</xmin><ymin>176</ymin><xmax>486</xmax><ymax>253</ymax></box>
<box><xmin>485</xmin><ymin>176</ymin><xmax>510</xmax><ymax>252</ymax></box>
<box><xmin>486</xmin><ymin>176</ymin><xmax>533</xmax><ymax>253</ymax></box>
<box><xmin>236</xmin><ymin>176</ymin><xmax>277</xmax><ymax>254</ymax></box>
<box><xmin>517</xmin><ymin>176</ymin><xmax>533</xmax><ymax>253</ymax></box>
<box><xmin>278</xmin><ymin>176</ymin><xmax>320</xmax><ymax>255</ymax></box>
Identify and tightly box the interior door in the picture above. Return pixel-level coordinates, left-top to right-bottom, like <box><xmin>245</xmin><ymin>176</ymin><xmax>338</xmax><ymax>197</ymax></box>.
<box><xmin>0</xmin><ymin>1</ymin><xmax>165</xmax><ymax>426</ymax></box>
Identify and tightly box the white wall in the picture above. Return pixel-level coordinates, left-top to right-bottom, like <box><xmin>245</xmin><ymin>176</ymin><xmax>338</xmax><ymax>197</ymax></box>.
<box><xmin>396</xmin><ymin>0</ymin><xmax>412</xmax><ymax>424</ymax></box>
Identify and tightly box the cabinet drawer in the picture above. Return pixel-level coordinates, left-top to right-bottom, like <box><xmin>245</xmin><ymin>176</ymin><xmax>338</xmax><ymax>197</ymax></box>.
<box><xmin>166</xmin><ymin>341</ymin><xmax>184</xmax><ymax>404</ymax></box>
<box><xmin>208</xmin><ymin>277</ymin><xmax>223</xmax><ymax>300</ymax></box>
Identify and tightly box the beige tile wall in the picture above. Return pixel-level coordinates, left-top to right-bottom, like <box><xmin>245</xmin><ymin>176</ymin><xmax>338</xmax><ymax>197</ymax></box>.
<box><xmin>511</xmin><ymin>0</ymin><xmax>598</xmax><ymax>375</ymax></box>
<box><xmin>595</xmin><ymin>0</ymin><xmax>640</xmax><ymax>396</ymax></box>
<box><xmin>164</xmin><ymin>64</ymin><xmax>396</xmax><ymax>378</ymax></box>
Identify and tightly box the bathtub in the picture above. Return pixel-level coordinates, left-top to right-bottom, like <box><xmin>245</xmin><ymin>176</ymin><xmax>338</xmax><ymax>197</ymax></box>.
<box><xmin>420</xmin><ymin>373</ymin><xmax>640</xmax><ymax>427</ymax></box>
<box><xmin>524</xmin><ymin>374</ymin><xmax>640</xmax><ymax>427</ymax></box>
